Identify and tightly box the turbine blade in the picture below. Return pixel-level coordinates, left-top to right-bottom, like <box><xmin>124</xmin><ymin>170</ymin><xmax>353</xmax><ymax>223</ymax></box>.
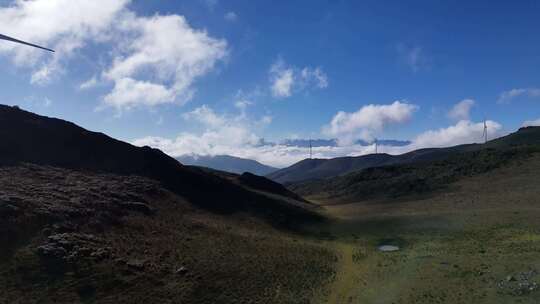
<box><xmin>0</xmin><ymin>34</ymin><xmax>54</xmax><ymax>52</ymax></box>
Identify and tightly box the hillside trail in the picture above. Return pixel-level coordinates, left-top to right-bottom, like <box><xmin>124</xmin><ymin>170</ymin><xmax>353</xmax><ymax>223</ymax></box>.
<box><xmin>321</xmin><ymin>241</ymin><xmax>364</xmax><ymax>304</ymax></box>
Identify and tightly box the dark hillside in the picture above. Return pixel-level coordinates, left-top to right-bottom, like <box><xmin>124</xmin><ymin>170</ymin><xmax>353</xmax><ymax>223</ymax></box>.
<box><xmin>176</xmin><ymin>154</ymin><xmax>277</xmax><ymax>175</ymax></box>
<box><xmin>268</xmin><ymin>127</ymin><xmax>540</xmax><ymax>184</ymax></box>
<box><xmin>290</xmin><ymin>127</ymin><xmax>540</xmax><ymax>203</ymax></box>
<box><xmin>0</xmin><ymin>105</ymin><xmax>317</xmax><ymax>223</ymax></box>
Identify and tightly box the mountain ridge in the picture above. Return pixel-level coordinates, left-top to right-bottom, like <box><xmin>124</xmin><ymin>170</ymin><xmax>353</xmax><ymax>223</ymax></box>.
<box><xmin>176</xmin><ymin>154</ymin><xmax>277</xmax><ymax>175</ymax></box>
<box><xmin>288</xmin><ymin>126</ymin><xmax>540</xmax><ymax>203</ymax></box>
<box><xmin>268</xmin><ymin>127</ymin><xmax>540</xmax><ymax>184</ymax></box>
<box><xmin>0</xmin><ymin>104</ymin><xmax>317</xmax><ymax>223</ymax></box>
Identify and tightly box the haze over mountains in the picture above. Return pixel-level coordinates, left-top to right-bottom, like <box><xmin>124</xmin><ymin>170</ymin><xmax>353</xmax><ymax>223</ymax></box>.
<box><xmin>288</xmin><ymin>126</ymin><xmax>540</xmax><ymax>203</ymax></box>
<box><xmin>279</xmin><ymin>138</ymin><xmax>411</xmax><ymax>148</ymax></box>
<box><xmin>176</xmin><ymin>154</ymin><xmax>277</xmax><ymax>175</ymax></box>
<box><xmin>173</xmin><ymin>139</ymin><xmax>412</xmax><ymax>175</ymax></box>
<box><xmin>268</xmin><ymin>127</ymin><xmax>540</xmax><ymax>184</ymax></box>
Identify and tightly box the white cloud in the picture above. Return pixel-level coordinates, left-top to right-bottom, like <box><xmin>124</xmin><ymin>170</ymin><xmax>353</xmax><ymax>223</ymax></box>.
<box><xmin>103</xmin><ymin>78</ymin><xmax>177</xmax><ymax>109</ymax></box>
<box><xmin>234</xmin><ymin>100</ymin><xmax>252</xmax><ymax>110</ymax></box>
<box><xmin>412</xmin><ymin>120</ymin><xmax>502</xmax><ymax>148</ymax></box>
<box><xmin>270</xmin><ymin>59</ymin><xmax>294</xmax><ymax>98</ymax></box>
<box><xmin>133</xmin><ymin>116</ymin><xmax>505</xmax><ymax>168</ymax></box>
<box><xmin>522</xmin><ymin>118</ymin><xmax>540</xmax><ymax>127</ymax></box>
<box><xmin>448</xmin><ymin>99</ymin><xmax>475</xmax><ymax>121</ymax></box>
<box><xmin>323</xmin><ymin>101</ymin><xmax>418</xmax><ymax>145</ymax></box>
<box><xmin>498</xmin><ymin>88</ymin><xmax>540</xmax><ymax>103</ymax></box>
<box><xmin>182</xmin><ymin>105</ymin><xmax>227</xmax><ymax>128</ymax></box>
<box><xmin>102</xmin><ymin>14</ymin><xmax>227</xmax><ymax>110</ymax></box>
<box><xmin>224</xmin><ymin>11</ymin><xmax>237</xmax><ymax>22</ymax></box>
<box><xmin>79</xmin><ymin>76</ymin><xmax>98</xmax><ymax>90</ymax></box>
<box><xmin>0</xmin><ymin>0</ymin><xmax>228</xmax><ymax>111</ymax></box>
<box><xmin>0</xmin><ymin>0</ymin><xmax>129</xmax><ymax>83</ymax></box>
<box><xmin>269</xmin><ymin>59</ymin><xmax>328</xmax><ymax>98</ymax></box>
<box><xmin>301</xmin><ymin>67</ymin><xmax>328</xmax><ymax>89</ymax></box>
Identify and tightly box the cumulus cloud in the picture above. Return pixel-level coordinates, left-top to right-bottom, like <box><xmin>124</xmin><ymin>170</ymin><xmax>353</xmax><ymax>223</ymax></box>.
<box><xmin>133</xmin><ymin>115</ymin><xmax>505</xmax><ymax>168</ymax></box>
<box><xmin>412</xmin><ymin>120</ymin><xmax>502</xmax><ymax>148</ymax></box>
<box><xmin>0</xmin><ymin>0</ymin><xmax>228</xmax><ymax>111</ymax></box>
<box><xmin>448</xmin><ymin>99</ymin><xmax>475</xmax><ymax>121</ymax></box>
<box><xmin>270</xmin><ymin>59</ymin><xmax>294</xmax><ymax>98</ymax></box>
<box><xmin>323</xmin><ymin>101</ymin><xmax>418</xmax><ymax>145</ymax></box>
<box><xmin>522</xmin><ymin>118</ymin><xmax>540</xmax><ymax>127</ymax></box>
<box><xmin>0</xmin><ymin>0</ymin><xmax>129</xmax><ymax>84</ymax></box>
<box><xmin>134</xmin><ymin>105</ymin><xmax>279</xmax><ymax>163</ymax></box>
<box><xmin>498</xmin><ymin>88</ymin><xmax>540</xmax><ymax>103</ymax></box>
<box><xmin>102</xmin><ymin>14</ymin><xmax>227</xmax><ymax>110</ymax></box>
<box><xmin>103</xmin><ymin>78</ymin><xmax>177</xmax><ymax>109</ymax></box>
<box><xmin>269</xmin><ymin>59</ymin><xmax>328</xmax><ymax>98</ymax></box>
<box><xmin>134</xmin><ymin>135</ymin><xmax>383</xmax><ymax>168</ymax></box>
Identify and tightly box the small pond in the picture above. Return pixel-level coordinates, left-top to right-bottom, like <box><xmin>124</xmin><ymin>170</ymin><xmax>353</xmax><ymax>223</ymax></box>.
<box><xmin>377</xmin><ymin>245</ymin><xmax>400</xmax><ymax>252</ymax></box>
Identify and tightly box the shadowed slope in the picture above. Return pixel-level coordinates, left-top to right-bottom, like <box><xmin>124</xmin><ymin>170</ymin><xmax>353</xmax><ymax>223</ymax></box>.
<box><xmin>268</xmin><ymin>127</ymin><xmax>540</xmax><ymax>184</ymax></box>
<box><xmin>290</xmin><ymin>127</ymin><xmax>540</xmax><ymax>204</ymax></box>
<box><xmin>176</xmin><ymin>154</ymin><xmax>278</xmax><ymax>175</ymax></box>
<box><xmin>0</xmin><ymin>105</ymin><xmax>318</xmax><ymax>223</ymax></box>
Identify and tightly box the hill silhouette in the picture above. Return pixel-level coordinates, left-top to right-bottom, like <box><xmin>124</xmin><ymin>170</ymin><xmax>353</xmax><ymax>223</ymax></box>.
<box><xmin>0</xmin><ymin>104</ymin><xmax>316</xmax><ymax>222</ymax></box>
<box><xmin>289</xmin><ymin>126</ymin><xmax>540</xmax><ymax>203</ymax></box>
<box><xmin>176</xmin><ymin>154</ymin><xmax>277</xmax><ymax>175</ymax></box>
<box><xmin>0</xmin><ymin>105</ymin><xmax>333</xmax><ymax>303</ymax></box>
<box><xmin>267</xmin><ymin>129</ymin><xmax>540</xmax><ymax>184</ymax></box>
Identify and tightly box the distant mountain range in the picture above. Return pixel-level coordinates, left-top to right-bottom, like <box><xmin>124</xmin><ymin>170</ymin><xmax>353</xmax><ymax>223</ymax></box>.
<box><xmin>175</xmin><ymin>139</ymin><xmax>412</xmax><ymax>176</ymax></box>
<box><xmin>279</xmin><ymin>138</ymin><xmax>411</xmax><ymax>147</ymax></box>
<box><xmin>288</xmin><ymin>126</ymin><xmax>540</xmax><ymax>204</ymax></box>
<box><xmin>268</xmin><ymin>127</ymin><xmax>540</xmax><ymax>185</ymax></box>
<box><xmin>266</xmin><ymin>148</ymin><xmax>467</xmax><ymax>184</ymax></box>
<box><xmin>176</xmin><ymin>154</ymin><xmax>278</xmax><ymax>176</ymax></box>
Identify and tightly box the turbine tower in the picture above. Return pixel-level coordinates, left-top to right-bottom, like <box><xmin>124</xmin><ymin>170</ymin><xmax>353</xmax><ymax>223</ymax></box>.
<box><xmin>374</xmin><ymin>137</ymin><xmax>378</xmax><ymax>154</ymax></box>
<box><xmin>309</xmin><ymin>137</ymin><xmax>313</xmax><ymax>159</ymax></box>
<box><xmin>0</xmin><ymin>33</ymin><xmax>54</xmax><ymax>52</ymax></box>
<box><xmin>482</xmin><ymin>119</ymin><xmax>488</xmax><ymax>143</ymax></box>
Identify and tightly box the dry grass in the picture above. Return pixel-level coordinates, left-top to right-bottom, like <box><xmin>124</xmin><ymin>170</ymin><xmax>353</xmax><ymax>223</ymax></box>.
<box><xmin>0</xmin><ymin>165</ymin><xmax>336</xmax><ymax>304</ymax></box>
<box><xmin>306</xmin><ymin>154</ymin><xmax>540</xmax><ymax>303</ymax></box>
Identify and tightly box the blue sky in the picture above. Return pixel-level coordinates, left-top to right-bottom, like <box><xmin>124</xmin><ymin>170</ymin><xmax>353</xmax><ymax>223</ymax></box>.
<box><xmin>1</xmin><ymin>0</ymin><xmax>539</xmax><ymax>167</ymax></box>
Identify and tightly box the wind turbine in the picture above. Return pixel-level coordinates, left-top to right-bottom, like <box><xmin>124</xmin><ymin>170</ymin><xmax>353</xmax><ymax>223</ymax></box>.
<box><xmin>0</xmin><ymin>33</ymin><xmax>54</xmax><ymax>52</ymax></box>
<box><xmin>482</xmin><ymin>119</ymin><xmax>488</xmax><ymax>143</ymax></box>
<box><xmin>309</xmin><ymin>137</ymin><xmax>313</xmax><ymax>159</ymax></box>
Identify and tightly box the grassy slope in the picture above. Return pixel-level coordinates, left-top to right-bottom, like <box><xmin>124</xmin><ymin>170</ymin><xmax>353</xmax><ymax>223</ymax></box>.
<box><xmin>0</xmin><ymin>165</ymin><xmax>335</xmax><ymax>304</ymax></box>
<box><xmin>307</xmin><ymin>153</ymin><xmax>540</xmax><ymax>303</ymax></box>
<box><xmin>290</xmin><ymin>127</ymin><xmax>540</xmax><ymax>204</ymax></box>
<box><xmin>269</xmin><ymin>127</ymin><xmax>540</xmax><ymax>185</ymax></box>
<box><xmin>2</xmin><ymin>156</ymin><xmax>540</xmax><ymax>303</ymax></box>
